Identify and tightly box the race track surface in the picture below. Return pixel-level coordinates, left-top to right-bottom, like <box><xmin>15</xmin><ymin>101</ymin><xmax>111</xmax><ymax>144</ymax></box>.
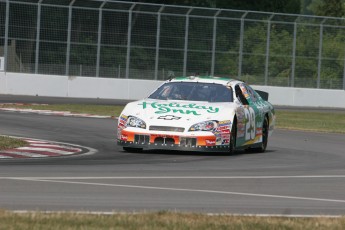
<box><xmin>0</xmin><ymin>108</ymin><xmax>345</xmax><ymax>215</ymax></box>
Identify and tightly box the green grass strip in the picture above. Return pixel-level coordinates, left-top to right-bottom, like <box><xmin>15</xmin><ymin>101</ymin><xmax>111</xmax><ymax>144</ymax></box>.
<box><xmin>0</xmin><ymin>211</ymin><xmax>344</xmax><ymax>230</ymax></box>
<box><xmin>0</xmin><ymin>136</ymin><xmax>28</xmax><ymax>151</ymax></box>
<box><xmin>276</xmin><ymin>110</ymin><xmax>345</xmax><ymax>134</ymax></box>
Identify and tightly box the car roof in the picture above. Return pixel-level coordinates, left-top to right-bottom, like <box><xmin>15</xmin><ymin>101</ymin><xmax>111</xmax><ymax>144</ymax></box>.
<box><xmin>169</xmin><ymin>76</ymin><xmax>243</xmax><ymax>87</ymax></box>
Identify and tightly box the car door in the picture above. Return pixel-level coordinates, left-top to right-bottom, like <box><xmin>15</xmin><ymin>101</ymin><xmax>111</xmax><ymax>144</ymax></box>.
<box><xmin>234</xmin><ymin>83</ymin><xmax>263</xmax><ymax>147</ymax></box>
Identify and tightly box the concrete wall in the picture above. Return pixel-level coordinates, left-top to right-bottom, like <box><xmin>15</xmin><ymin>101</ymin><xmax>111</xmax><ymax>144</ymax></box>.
<box><xmin>1</xmin><ymin>72</ymin><xmax>344</xmax><ymax>108</ymax></box>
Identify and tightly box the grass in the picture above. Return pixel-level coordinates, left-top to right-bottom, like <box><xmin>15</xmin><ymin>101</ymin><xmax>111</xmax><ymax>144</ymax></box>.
<box><xmin>0</xmin><ymin>104</ymin><xmax>124</xmax><ymax>117</ymax></box>
<box><xmin>0</xmin><ymin>211</ymin><xmax>344</xmax><ymax>230</ymax></box>
<box><xmin>1</xmin><ymin>103</ymin><xmax>345</xmax><ymax>133</ymax></box>
<box><xmin>0</xmin><ymin>136</ymin><xmax>27</xmax><ymax>151</ymax></box>
<box><xmin>275</xmin><ymin>110</ymin><xmax>345</xmax><ymax>134</ymax></box>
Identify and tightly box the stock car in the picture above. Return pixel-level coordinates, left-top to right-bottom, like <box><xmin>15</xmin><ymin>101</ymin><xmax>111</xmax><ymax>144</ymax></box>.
<box><xmin>117</xmin><ymin>76</ymin><xmax>275</xmax><ymax>153</ymax></box>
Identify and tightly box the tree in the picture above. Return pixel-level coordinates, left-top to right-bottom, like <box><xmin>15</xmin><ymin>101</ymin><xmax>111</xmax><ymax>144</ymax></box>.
<box><xmin>128</xmin><ymin>0</ymin><xmax>301</xmax><ymax>14</ymax></box>
<box><xmin>307</xmin><ymin>0</ymin><xmax>345</xmax><ymax>17</ymax></box>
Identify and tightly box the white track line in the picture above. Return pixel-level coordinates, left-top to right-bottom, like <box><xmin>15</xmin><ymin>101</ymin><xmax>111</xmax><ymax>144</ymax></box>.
<box><xmin>2</xmin><ymin>175</ymin><xmax>345</xmax><ymax>180</ymax></box>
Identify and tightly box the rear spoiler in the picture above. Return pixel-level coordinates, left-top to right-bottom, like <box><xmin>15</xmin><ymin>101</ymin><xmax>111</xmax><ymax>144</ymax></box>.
<box><xmin>255</xmin><ymin>90</ymin><xmax>269</xmax><ymax>101</ymax></box>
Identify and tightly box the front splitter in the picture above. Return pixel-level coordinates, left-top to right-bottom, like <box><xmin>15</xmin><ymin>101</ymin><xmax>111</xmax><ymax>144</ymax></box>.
<box><xmin>117</xmin><ymin>140</ymin><xmax>230</xmax><ymax>152</ymax></box>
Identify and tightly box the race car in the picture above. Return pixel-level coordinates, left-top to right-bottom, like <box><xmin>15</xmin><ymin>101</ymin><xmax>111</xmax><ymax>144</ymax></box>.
<box><xmin>117</xmin><ymin>76</ymin><xmax>275</xmax><ymax>153</ymax></box>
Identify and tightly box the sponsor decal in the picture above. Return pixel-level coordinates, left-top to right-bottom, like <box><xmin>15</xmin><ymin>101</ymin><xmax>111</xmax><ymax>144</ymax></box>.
<box><xmin>217</xmin><ymin>126</ymin><xmax>230</xmax><ymax>131</ymax></box>
<box><xmin>120</xmin><ymin>114</ymin><xmax>128</xmax><ymax>122</ymax></box>
<box><xmin>216</xmin><ymin>137</ymin><xmax>222</xmax><ymax>145</ymax></box>
<box><xmin>119</xmin><ymin>114</ymin><xmax>128</xmax><ymax>127</ymax></box>
<box><xmin>212</xmin><ymin>120</ymin><xmax>232</xmax><ymax>145</ymax></box>
<box><xmin>221</xmin><ymin>134</ymin><xmax>230</xmax><ymax>139</ymax></box>
<box><xmin>118</xmin><ymin>115</ymin><xmax>128</xmax><ymax>139</ymax></box>
<box><xmin>219</xmin><ymin>120</ymin><xmax>231</xmax><ymax>125</ymax></box>
<box><xmin>221</xmin><ymin>129</ymin><xmax>230</xmax><ymax>134</ymax></box>
<box><xmin>222</xmin><ymin>139</ymin><xmax>230</xmax><ymax>144</ymax></box>
<box><xmin>138</xmin><ymin>101</ymin><xmax>219</xmax><ymax>116</ymax></box>
<box><xmin>120</xmin><ymin>134</ymin><xmax>128</xmax><ymax>141</ymax></box>
<box><xmin>205</xmin><ymin>140</ymin><xmax>216</xmax><ymax>146</ymax></box>
<box><xmin>256</xmin><ymin>127</ymin><xmax>263</xmax><ymax>136</ymax></box>
<box><xmin>151</xmin><ymin>134</ymin><xmax>178</xmax><ymax>139</ymax></box>
<box><xmin>157</xmin><ymin>115</ymin><xmax>182</xmax><ymax>120</ymax></box>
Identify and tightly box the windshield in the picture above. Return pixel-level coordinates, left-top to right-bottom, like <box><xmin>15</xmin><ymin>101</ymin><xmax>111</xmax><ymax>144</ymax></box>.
<box><xmin>148</xmin><ymin>82</ymin><xmax>233</xmax><ymax>102</ymax></box>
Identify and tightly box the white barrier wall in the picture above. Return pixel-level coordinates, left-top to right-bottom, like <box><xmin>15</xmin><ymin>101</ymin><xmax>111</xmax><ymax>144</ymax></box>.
<box><xmin>1</xmin><ymin>72</ymin><xmax>344</xmax><ymax>108</ymax></box>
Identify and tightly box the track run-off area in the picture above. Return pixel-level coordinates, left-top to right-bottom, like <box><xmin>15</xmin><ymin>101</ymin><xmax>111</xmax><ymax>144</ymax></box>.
<box><xmin>0</xmin><ymin>98</ymin><xmax>345</xmax><ymax>216</ymax></box>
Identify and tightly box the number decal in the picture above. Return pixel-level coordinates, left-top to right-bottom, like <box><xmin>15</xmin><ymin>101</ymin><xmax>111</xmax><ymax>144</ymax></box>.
<box><xmin>244</xmin><ymin>107</ymin><xmax>256</xmax><ymax>141</ymax></box>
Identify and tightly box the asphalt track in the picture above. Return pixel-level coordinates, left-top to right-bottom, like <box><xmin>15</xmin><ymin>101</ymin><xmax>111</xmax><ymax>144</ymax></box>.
<box><xmin>0</xmin><ymin>96</ymin><xmax>345</xmax><ymax>216</ymax></box>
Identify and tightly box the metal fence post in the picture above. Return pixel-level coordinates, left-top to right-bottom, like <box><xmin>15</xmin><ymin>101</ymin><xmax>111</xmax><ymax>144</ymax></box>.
<box><xmin>291</xmin><ymin>19</ymin><xmax>298</xmax><ymax>87</ymax></box>
<box><xmin>264</xmin><ymin>14</ymin><xmax>274</xmax><ymax>86</ymax></box>
<box><xmin>238</xmin><ymin>11</ymin><xmax>248</xmax><ymax>79</ymax></box>
<box><xmin>183</xmin><ymin>8</ymin><xmax>193</xmax><ymax>77</ymax></box>
<box><xmin>125</xmin><ymin>3</ymin><xmax>135</xmax><ymax>79</ymax></box>
<box><xmin>211</xmin><ymin>9</ymin><xmax>221</xmax><ymax>76</ymax></box>
<box><xmin>96</xmin><ymin>0</ymin><xmax>107</xmax><ymax>78</ymax></box>
<box><xmin>4</xmin><ymin>0</ymin><xmax>9</xmax><ymax>73</ymax></box>
<box><xmin>65</xmin><ymin>0</ymin><xmax>75</xmax><ymax>76</ymax></box>
<box><xmin>35</xmin><ymin>0</ymin><xmax>43</xmax><ymax>74</ymax></box>
<box><xmin>154</xmin><ymin>6</ymin><xmax>164</xmax><ymax>80</ymax></box>
<box><xmin>317</xmin><ymin>19</ymin><xmax>326</xmax><ymax>89</ymax></box>
<box><xmin>343</xmin><ymin>48</ymin><xmax>345</xmax><ymax>90</ymax></box>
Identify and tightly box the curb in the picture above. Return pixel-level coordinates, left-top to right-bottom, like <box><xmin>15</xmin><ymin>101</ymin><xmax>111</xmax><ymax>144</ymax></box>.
<box><xmin>0</xmin><ymin>137</ymin><xmax>96</xmax><ymax>159</ymax></box>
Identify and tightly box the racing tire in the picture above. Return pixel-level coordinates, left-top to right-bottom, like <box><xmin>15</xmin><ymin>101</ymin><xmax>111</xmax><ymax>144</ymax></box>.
<box><xmin>229</xmin><ymin>119</ymin><xmax>237</xmax><ymax>154</ymax></box>
<box><xmin>123</xmin><ymin>147</ymin><xmax>143</xmax><ymax>153</ymax></box>
<box><xmin>254</xmin><ymin>116</ymin><xmax>269</xmax><ymax>153</ymax></box>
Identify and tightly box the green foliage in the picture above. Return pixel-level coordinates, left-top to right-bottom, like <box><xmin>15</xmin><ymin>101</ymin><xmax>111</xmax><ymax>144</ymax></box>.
<box><xmin>307</xmin><ymin>0</ymin><xmax>345</xmax><ymax>17</ymax></box>
<box><xmin>218</xmin><ymin>20</ymin><xmax>345</xmax><ymax>88</ymax></box>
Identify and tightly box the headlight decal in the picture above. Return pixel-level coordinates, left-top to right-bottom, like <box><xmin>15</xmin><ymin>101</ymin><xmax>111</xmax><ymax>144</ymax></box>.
<box><xmin>188</xmin><ymin>120</ymin><xmax>218</xmax><ymax>132</ymax></box>
<box><xmin>126</xmin><ymin>116</ymin><xmax>146</xmax><ymax>129</ymax></box>
<box><xmin>188</xmin><ymin>120</ymin><xmax>232</xmax><ymax>146</ymax></box>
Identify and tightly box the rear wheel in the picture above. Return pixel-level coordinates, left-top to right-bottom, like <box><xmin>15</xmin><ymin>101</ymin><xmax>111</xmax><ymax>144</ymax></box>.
<box><xmin>229</xmin><ymin>119</ymin><xmax>237</xmax><ymax>154</ymax></box>
<box><xmin>123</xmin><ymin>147</ymin><xmax>143</xmax><ymax>153</ymax></box>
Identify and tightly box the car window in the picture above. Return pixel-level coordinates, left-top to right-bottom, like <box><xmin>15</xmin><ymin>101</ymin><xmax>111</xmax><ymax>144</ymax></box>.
<box><xmin>235</xmin><ymin>85</ymin><xmax>249</xmax><ymax>105</ymax></box>
<box><xmin>245</xmin><ymin>85</ymin><xmax>257</xmax><ymax>102</ymax></box>
<box><xmin>148</xmin><ymin>82</ymin><xmax>233</xmax><ymax>102</ymax></box>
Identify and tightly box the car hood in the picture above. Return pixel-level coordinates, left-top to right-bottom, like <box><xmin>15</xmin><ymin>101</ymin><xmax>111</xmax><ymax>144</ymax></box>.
<box><xmin>121</xmin><ymin>99</ymin><xmax>237</xmax><ymax>127</ymax></box>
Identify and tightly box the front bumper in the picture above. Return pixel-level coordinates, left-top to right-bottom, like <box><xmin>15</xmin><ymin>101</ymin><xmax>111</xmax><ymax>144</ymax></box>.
<box><xmin>117</xmin><ymin>129</ymin><xmax>230</xmax><ymax>152</ymax></box>
<box><xmin>117</xmin><ymin>139</ymin><xmax>230</xmax><ymax>152</ymax></box>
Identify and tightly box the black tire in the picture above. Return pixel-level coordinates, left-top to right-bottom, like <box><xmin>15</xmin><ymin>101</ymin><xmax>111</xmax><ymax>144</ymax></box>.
<box><xmin>229</xmin><ymin>119</ymin><xmax>237</xmax><ymax>154</ymax></box>
<box><xmin>254</xmin><ymin>116</ymin><xmax>269</xmax><ymax>153</ymax></box>
<box><xmin>123</xmin><ymin>147</ymin><xmax>143</xmax><ymax>153</ymax></box>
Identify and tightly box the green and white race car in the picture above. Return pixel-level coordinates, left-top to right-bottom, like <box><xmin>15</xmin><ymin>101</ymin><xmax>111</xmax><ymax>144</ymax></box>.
<box><xmin>117</xmin><ymin>76</ymin><xmax>275</xmax><ymax>153</ymax></box>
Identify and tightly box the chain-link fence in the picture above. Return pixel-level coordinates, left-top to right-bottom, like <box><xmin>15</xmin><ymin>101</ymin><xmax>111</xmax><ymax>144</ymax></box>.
<box><xmin>1</xmin><ymin>0</ymin><xmax>345</xmax><ymax>89</ymax></box>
